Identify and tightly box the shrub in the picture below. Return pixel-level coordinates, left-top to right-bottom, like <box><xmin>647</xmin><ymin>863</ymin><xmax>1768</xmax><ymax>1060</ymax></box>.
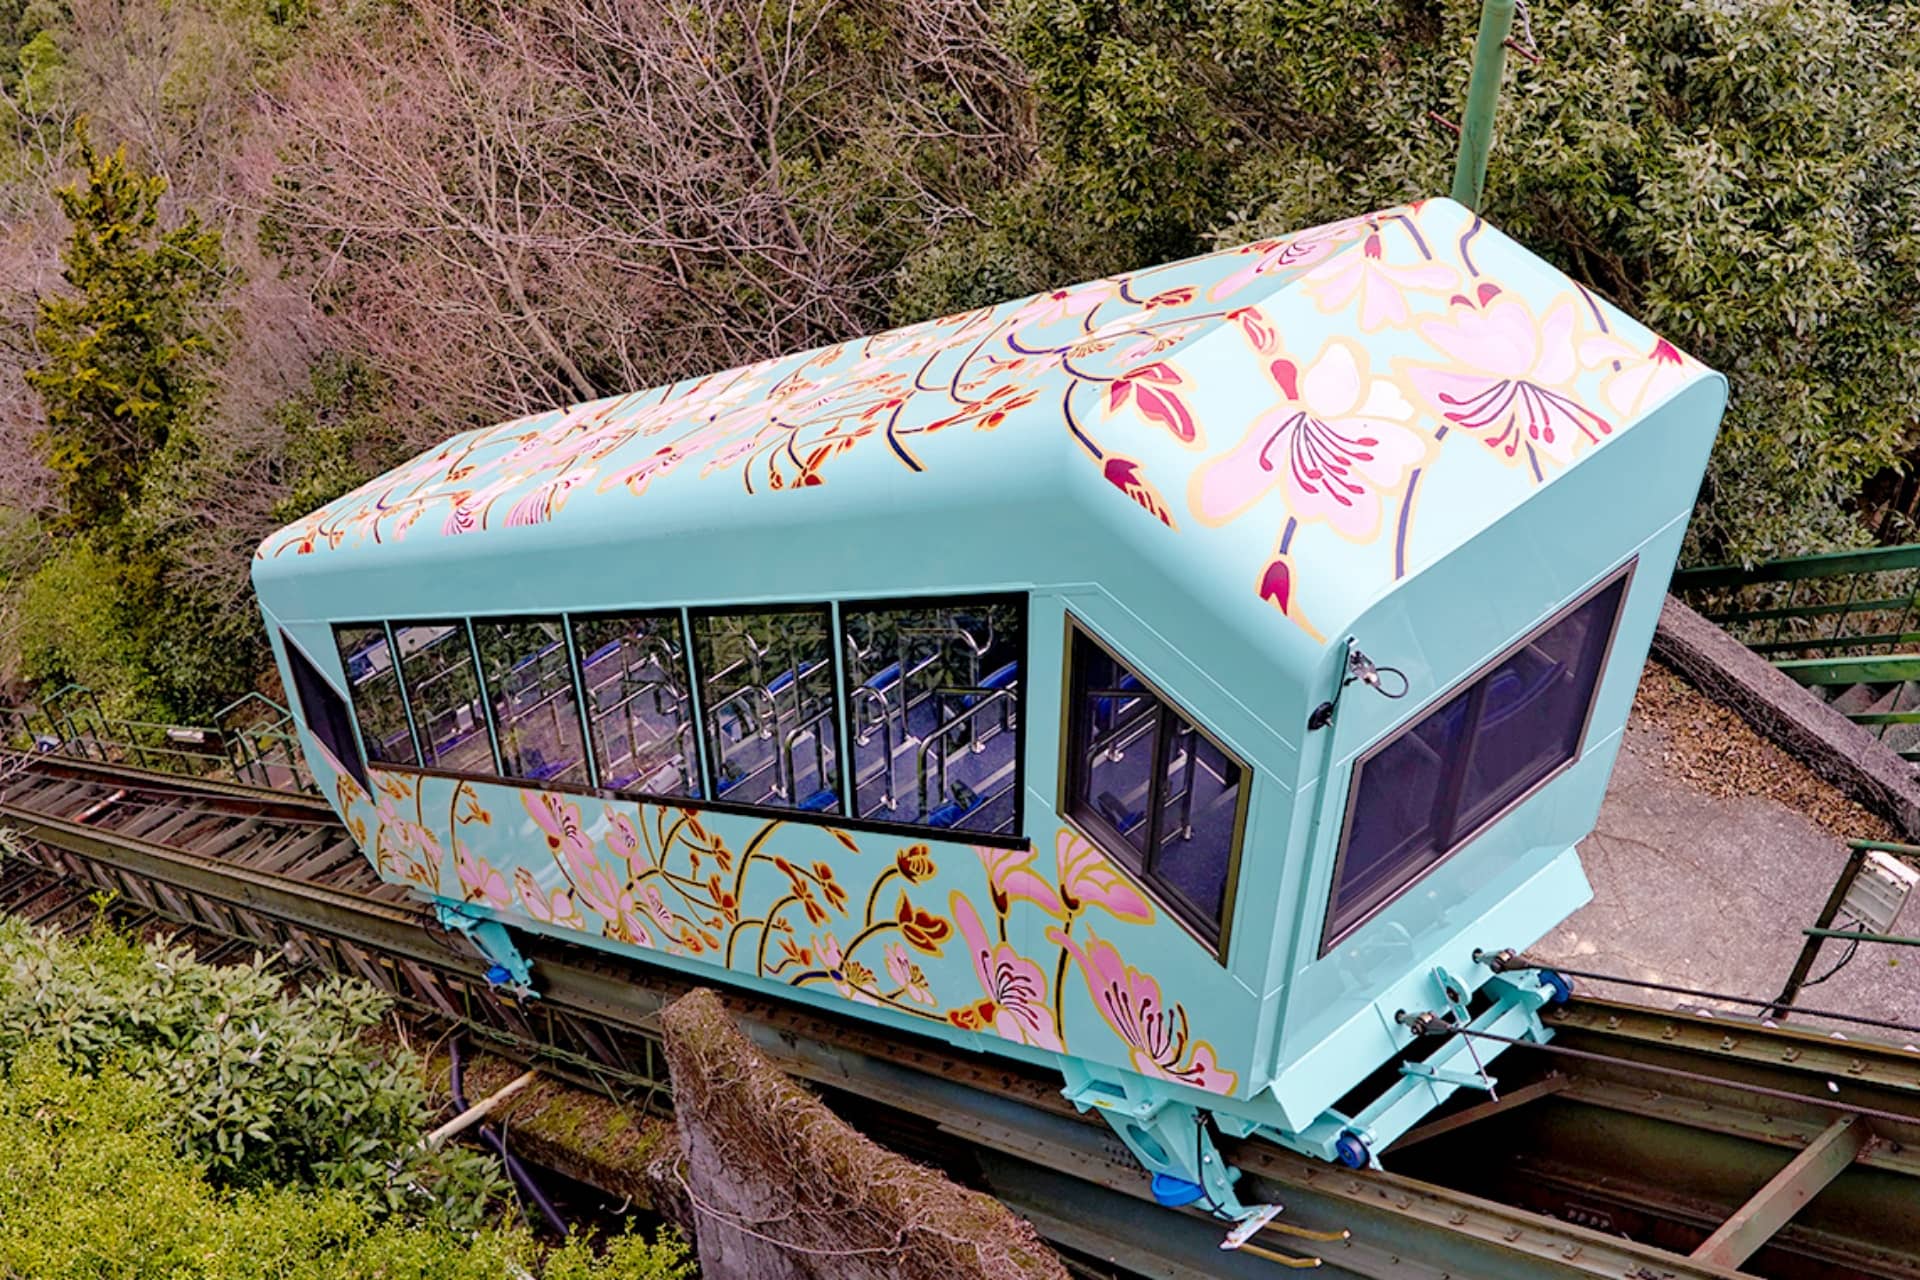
<box><xmin>0</xmin><ymin>917</ymin><xmax>502</xmax><ymax>1229</ymax></box>
<box><xmin>0</xmin><ymin>1053</ymin><xmax>696</xmax><ymax>1280</ymax></box>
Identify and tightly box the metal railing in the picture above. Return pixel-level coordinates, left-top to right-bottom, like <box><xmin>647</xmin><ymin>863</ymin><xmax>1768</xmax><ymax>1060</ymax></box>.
<box><xmin>0</xmin><ymin>685</ymin><xmax>315</xmax><ymax>792</ymax></box>
<box><xmin>916</xmin><ymin>689</ymin><xmax>1017</xmax><ymax>824</ymax></box>
<box><xmin>1672</xmin><ymin>543</ymin><xmax>1920</xmax><ymax>659</ymax></box>
<box><xmin>1673</xmin><ymin>544</ymin><xmax>1920</xmax><ymax>762</ymax></box>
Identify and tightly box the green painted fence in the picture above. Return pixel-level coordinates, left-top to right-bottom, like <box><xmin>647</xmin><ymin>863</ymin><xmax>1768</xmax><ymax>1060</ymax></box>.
<box><xmin>1674</xmin><ymin>544</ymin><xmax>1920</xmax><ymax>762</ymax></box>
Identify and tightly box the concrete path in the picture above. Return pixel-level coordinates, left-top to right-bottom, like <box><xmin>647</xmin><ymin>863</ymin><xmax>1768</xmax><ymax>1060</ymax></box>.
<box><xmin>1538</xmin><ymin>694</ymin><xmax>1920</xmax><ymax>1046</ymax></box>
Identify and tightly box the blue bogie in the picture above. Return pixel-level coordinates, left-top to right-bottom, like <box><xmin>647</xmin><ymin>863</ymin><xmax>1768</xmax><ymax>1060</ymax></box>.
<box><xmin>1538</xmin><ymin>968</ymin><xmax>1574</xmax><ymax>1004</ymax></box>
<box><xmin>1150</xmin><ymin>1173</ymin><xmax>1205</xmax><ymax>1208</ymax></box>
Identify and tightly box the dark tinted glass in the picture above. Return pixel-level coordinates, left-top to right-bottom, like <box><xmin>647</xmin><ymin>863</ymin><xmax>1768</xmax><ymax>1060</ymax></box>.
<box><xmin>1326</xmin><ymin>572</ymin><xmax>1628</xmax><ymax>950</ymax></box>
<box><xmin>472</xmin><ymin>618</ymin><xmax>588</xmax><ymax>786</ymax></box>
<box><xmin>693</xmin><ymin>607</ymin><xmax>841</xmax><ymax>814</ymax></box>
<box><xmin>841</xmin><ymin>597</ymin><xmax>1022</xmax><ymax>834</ymax></box>
<box><xmin>392</xmin><ymin>621</ymin><xmax>493</xmax><ymax>774</ymax></box>
<box><xmin>334</xmin><ymin>624</ymin><xmax>416</xmax><ymax>766</ymax></box>
<box><xmin>1453</xmin><ymin>578</ymin><xmax>1623</xmax><ymax>832</ymax></box>
<box><xmin>1078</xmin><ymin>645</ymin><xmax>1157</xmax><ymax>860</ymax></box>
<box><xmin>573</xmin><ymin>612</ymin><xmax>701</xmax><ymax>798</ymax></box>
<box><xmin>285</xmin><ymin>633</ymin><xmax>367</xmax><ymax>789</ymax></box>
<box><xmin>1150</xmin><ymin>716</ymin><xmax>1245</xmax><ymax>924</ymax></box>
<box><xmin>1065</xmin><ymin>625</ymin><xmax>1245</xmax><ymax>948</ymax></box>
<box><xmin>1325</xmin><ymin>696</ymin><xmax>1469</xmax><ymax>944</ymax></box>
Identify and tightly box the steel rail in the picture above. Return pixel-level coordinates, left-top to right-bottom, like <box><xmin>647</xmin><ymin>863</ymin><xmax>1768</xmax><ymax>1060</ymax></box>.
<box><xmin>5</xmin><ymin>750</ymin><xmax>337</xmax><ymax>818</ymax></box>
<box><xmin>4</xmin><ymin>761</ymin><xmax>1920</xmax><ymax>1277</ymax></box>
<box><xmin>1520</xmin><ymin>956</ymin><xmax>1920</xmax><ymax>1038</ymax></box>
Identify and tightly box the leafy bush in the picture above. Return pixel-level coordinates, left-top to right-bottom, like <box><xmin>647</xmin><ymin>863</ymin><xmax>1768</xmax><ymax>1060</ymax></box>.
<box><xmin>916</xmin><ymin>0</ymin><xmax>1920</xmax><ymax>563</ymax></box>
<box><xmin>0</xmin><ymin>917</ymin><xmax>501</xmax><ymax>1229</ymax></box>
<box><xmin>14</xmin><ymin>538</ymin><xmax>153</xmax><ymax>716</ymax></box>
<box><xmin>0</xmin><ymin>1052</ymin><xmax>697</xmax><ymax>1280</ymax></box>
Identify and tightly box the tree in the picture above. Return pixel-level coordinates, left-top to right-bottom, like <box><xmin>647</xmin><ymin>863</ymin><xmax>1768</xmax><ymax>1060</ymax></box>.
<box><xmin>903</xmin><ymin>0</ymin><xmax>1920</xmax><ymax>563</ymax></box>
<box><xmin>25</xmin><ymin>124</ymin><xmax>227</xmax><ymax>534</ymax></box>
<box><xmin>264</xmin><ymin>0</ymin><xmax>1028</xmax><ymax>442</ymax></box>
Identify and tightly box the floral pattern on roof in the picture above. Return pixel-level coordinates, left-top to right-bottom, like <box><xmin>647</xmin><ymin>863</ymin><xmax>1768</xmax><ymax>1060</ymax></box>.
<box><xmin>261</xmin><ymin>199</ymin><xmax>1709</xmax><ymax>639</ymax></box>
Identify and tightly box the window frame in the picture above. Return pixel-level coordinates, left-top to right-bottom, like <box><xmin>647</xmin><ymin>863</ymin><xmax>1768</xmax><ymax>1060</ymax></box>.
<box><xmin>1058</xmin><ymin>614</ymin><xmax>1251</xmax><ymax>957</ymax></box>
<box><xmin>835</xmin><ymin>590</ymin><xmax>1030</xmax><ymax>841</ymax></box>
<box><xmin>388</xmin><ymin>617</ymin><xmax>494</xmax><ymax>776</ymax></box>
<box><xmin>688</xmin><ymin>599</ymin><xmax>847</xmax><ymax>818</ymax></box>
<box><xmin>568</xmin><ymin>606</ymin><xmax>703</xmax><ymax>804</ymax></box>
<box><xmin>468</xmin><ymin>612</ymin><xmax>596</xmax><ymax>789</ymax></box>
<box><xmin>1320</xmin><ymin>559</ymin><xmax>1637</xmax><ymax>954</ymax></box>
<box><xmin>322</xmin><ymin>594</ymin><xmax>1034</xmax><ymax>852</ymax></box>
<box><xmin>331</xmin><ymin>620</ymin><xmax>421</xmax><ymax>768</ymax></box>
<box><xmin>282</xmin><ymin>631</ymin><xmax>369</xmax><ymax>791</ymax></box>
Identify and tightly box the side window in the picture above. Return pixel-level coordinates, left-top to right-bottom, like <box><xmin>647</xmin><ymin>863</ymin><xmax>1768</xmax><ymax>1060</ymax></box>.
<box><xmin>691</xmin><ymin>607</ymin><xmax>841</xmax><ymax>814</ymax></box>
<box><xmin>573</xmin><ymin>612</ymin><xmax>701</xmax><ymax>799</ymax></box>
<box><xmin>1063</xmin><ymin>622</ymin><xmax>1247</xmax><ymax>948</ymax></box>
<box><xmin>1326</xmin><ymin>566</ymin><xmax>1631</xmax><ymax>951</ymax></box>
<box><xmin>472</xmin><ymin>617</ymin><xmax>589</xmax><ymax>787</ymax></box>
<box><xmin>284</xmin><ymin>633</ymin><xmax>367</xmax><ymax>790</ymax></box>
<box><xmin>392</xmin><ymin>621</ymin><xmax>493</xmax><ymax>774</ymax></box>
<box><xmin>333</xmin><ymin>624</ymin><xmax>416</xmax><ymax>766</ymax></box>
<box><xmin>841</xmin><ymin>596</ymin><xmax>1024</xmax><ymax>835</ymax></box>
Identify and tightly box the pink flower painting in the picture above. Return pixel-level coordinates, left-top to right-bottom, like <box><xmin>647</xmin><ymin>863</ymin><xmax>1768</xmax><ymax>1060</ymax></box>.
<box><xmin>1192</xmin><ymin>339</ymin><xmax>1427</xmax><ymax>540</ymax></box>
<box><xmin>814</xmin><ymin>933</ymin><xmax>880</xmax><ymax>1006</ymax></box>
<box><xmin>1055</xmin><ymin>830</ymin><xmax>1153</xmax><ymax>924</ymax></box>
<box><xmin>515</xmin><ymin>866</ymin><xmax>586</xmax><ymax>931</ymax></box>
<box><xmin>953</xmin><ymin>896</ymin><xmax>1064</xmax><ymax>1050</ymax></box>
<box><xmin>1579</xmin><ymin>332</ymin><xmax>1694</xmax><ymax>419</ymax></box>
<box><xmin>975</xmin><ymin>844</ymin><xmax>1065</xmax><ymax>918</ymax></box>
<box><xmin>454</xmin><ymin>840</ymin><xmax>510</xmax><ymax>909</ymax></box>
<box><xmin>1048</xmin><ymin>926</ymin><xmax>1238</xmax><ymax>1095</ymax></box>
<box><xmin>1206</xmin><ymin>212</ymin><xmax>1376</xmax><ymax>302</ymax></box>
<box><xmin>1404</xmin><ymin>292</ymin><xmax>1609</xmax><ymax>471</ymax></box>
<box><xmin>1306</xmin><ymin>232</ymin><xmax>1459</xmax><ymax>331</ymax></box>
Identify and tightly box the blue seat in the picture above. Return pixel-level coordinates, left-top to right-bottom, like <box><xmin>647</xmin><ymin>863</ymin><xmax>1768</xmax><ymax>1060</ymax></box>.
<box><xmin>1096</xmin><ymin>790</ymin><xmax>1143</xmax><ymax>834</ymax></box>
<box><xmin>864</xmin><ymin>661</ymin><xmax>902</xmax><ymax>690</ymax></box>
<box><xmin>1094</xmin><ymin>672</ymin><xmax>1142</xmax><ymax>727</ymax></box>
<box><xmin>798</xmin><ymin>788</ymin><xmax>838</xmax><ymax>812</ymax></box>
<box><xmin>927</xmin><ymin>782</ymin><xmax>984</xmax><ymax>829</ymax></box>
<box><xmin>962</xmin><ymin>662</ymin><xmax>1018</xmax><ymax>708</ymax></box>
<box><xmin>927</xmin><ymin>801</ymin><xmax>966</xmax><ymax>828</ymax></box>
<box><xmin>766</xmin><ymin>660</ymin><xmax>823</xmax><ymax>697</ymax></box>
<box><xmin>1481</xmin><ymin>657</ymin><xmax>1564</xmax><ymax>729</ymax></box>
<box><xmin>585</xmin><ymin>640</ymin><xmax>620</xmax><ymax>667</ymax></box>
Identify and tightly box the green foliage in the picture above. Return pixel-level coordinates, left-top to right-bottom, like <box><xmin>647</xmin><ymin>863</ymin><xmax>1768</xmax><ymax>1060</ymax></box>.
<box><xmin>0</xmin><ymin>1054</ymin><xmax>696</xmax><ymax>1280</ymax></box>
<box><xmin>14</xmin><ymin>539</ymin><xmax>151</xmax><ymax>714</ymax></box>
<box><xmin>14</xmin><ymin>531</ymin><xmax>264</xmax><ymax>721</ymax></box>
<box><xmin>543</xmin><ymin>1233</ymin><xmax>699</xmax><ymax>1280</ymax></box>
<box><xmin>0</xmin><ymin>917</ymin><xmax>502</xmax><ymax>1229</ymax></box>
<box><xmin>0</xmin><ymin>0</ymin><xmax>64</xmax><ymax>101</ymax></box>
<box><xmin>912</xmin><ymin>0</ymin><xmax>1920</xmax><ymax>561</ymax></box>
<box><xmin>13</xmin><ymin>126</ymin><xmax>266</xmax><ymax>720</ymax></box>
<box><xmin>25</xmin><ymin>124</ymin><xmax>228</xmax><ymax>535</ymax></box>
<box><xmin>269</xmin><ymin>354</ymin><xmax>406</xmax><ymax>523</ymax></box>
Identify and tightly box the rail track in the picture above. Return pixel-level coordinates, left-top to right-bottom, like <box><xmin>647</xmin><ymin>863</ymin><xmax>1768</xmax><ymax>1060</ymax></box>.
<box><xmin>1</xmin><ymin>753</ymin><xmax>1915</xmax><ymax>1280</ymax></box>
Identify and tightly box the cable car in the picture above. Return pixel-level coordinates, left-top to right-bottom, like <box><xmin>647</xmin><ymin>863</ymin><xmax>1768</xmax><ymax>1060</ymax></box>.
<box><xmin>254</xmin><ymin>196</ymin><xmax>1725</xmax><ymax>1220</ymax></box>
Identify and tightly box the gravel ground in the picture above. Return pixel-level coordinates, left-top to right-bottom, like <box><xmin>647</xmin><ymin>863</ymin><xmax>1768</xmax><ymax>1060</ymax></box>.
<box><xmin>1626</xmin><ymin>661</ymin><xmax>1894</xmax><ymax>845</ymax></box>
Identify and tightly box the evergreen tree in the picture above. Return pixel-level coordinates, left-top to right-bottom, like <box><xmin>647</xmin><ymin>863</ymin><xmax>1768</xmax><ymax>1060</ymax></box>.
<box><xmin>25</xmin><ymin>124</ymin><xmax>226</xmax><ymax>536</ymax></box>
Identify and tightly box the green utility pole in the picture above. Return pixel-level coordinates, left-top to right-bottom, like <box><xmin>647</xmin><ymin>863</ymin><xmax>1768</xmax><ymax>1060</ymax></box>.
<box><xmin>1450</xmin><ymin>0</ymin><xmax>1517</xmax><ymax>211</ymax></box>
